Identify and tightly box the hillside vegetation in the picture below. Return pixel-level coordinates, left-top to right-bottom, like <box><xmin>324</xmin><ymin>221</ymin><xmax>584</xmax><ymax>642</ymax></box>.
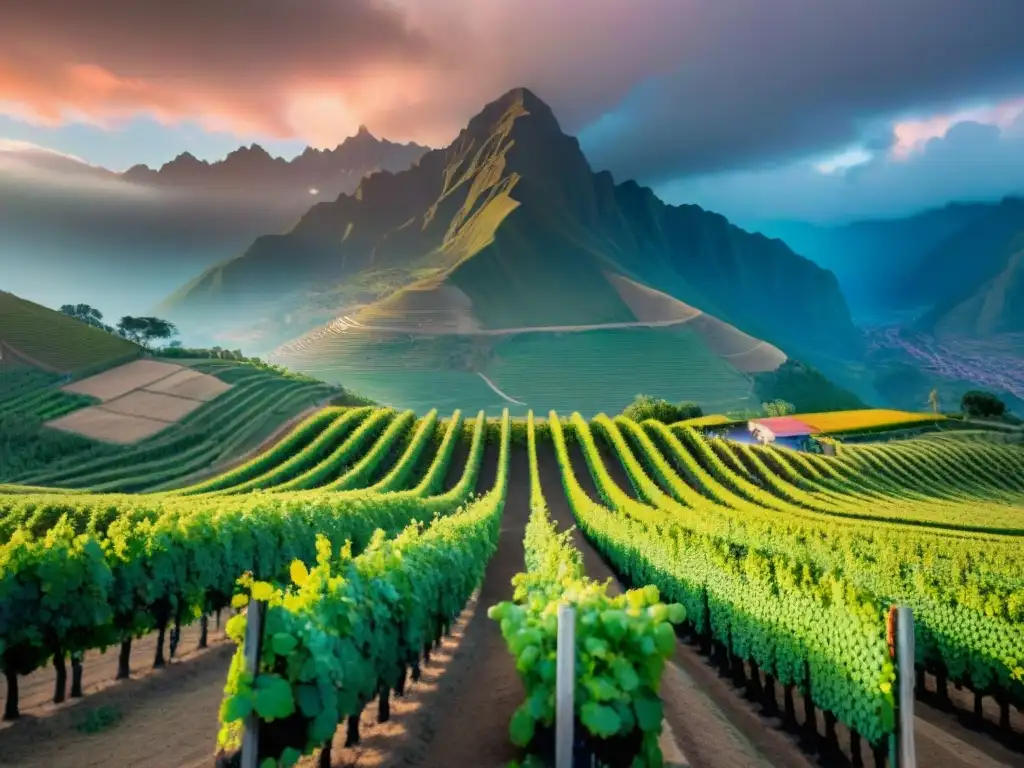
<box><xmin>0</xmin><ymin>291</ymin><xmax>140</xmax><ymax>374</ymax></box>
<box><xmin>0</xmin><ymin>359</ymin><xmax>345</xmax><ymax>488</ymax></box>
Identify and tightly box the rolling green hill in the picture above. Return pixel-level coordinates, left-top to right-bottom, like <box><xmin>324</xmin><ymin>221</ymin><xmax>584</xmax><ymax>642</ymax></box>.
<box><xmin>0</xmin><ymin>290</ymin><xmax>141</xmax><ymax>374</ymax></box>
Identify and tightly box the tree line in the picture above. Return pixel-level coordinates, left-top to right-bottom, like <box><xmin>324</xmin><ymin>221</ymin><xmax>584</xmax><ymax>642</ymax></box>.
<box><xmin>59</xmin><ymin>304</ymin><xmax>178</xmax><ymax>350</ymax></box>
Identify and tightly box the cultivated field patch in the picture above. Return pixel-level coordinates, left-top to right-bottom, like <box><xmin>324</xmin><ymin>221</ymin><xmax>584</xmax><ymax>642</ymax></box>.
<box><xmin>46</xmin><ymin>358</ymin><xmax>236</xmax><ymax>443</ymax></box>
<box><xmin>63</xmin><ymin>359</ymin><xmax>184</xmax><ymax>402</ymax></box>
<box><xmin>102</xmin><ymin>390</ymin><xmax>206</xmax><ymax>422</ymax></box>
<box><xmin>143</xmin><ymin>368</ymin><xmax>232</xmax><ymax>401</ymax></box>
<box><xmin>46</xmin><ymin>407</ymin><xmax>171</xmax><ymax>444</ymax></box>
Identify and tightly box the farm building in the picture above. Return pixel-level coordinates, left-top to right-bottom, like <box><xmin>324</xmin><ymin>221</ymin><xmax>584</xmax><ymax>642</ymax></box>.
<box><xmin>748</xmin><ymin>415</ymin><xmax>820</xmax><ymax>450</ymax></box>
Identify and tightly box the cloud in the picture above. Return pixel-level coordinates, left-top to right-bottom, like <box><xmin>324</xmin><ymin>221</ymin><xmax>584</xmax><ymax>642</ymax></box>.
<box><xmin>660</xmin><ymin>109</ymin><xmax>1024</xmax><ymax>224</ymax></box>
<box><xmin>2</xmin><ymin>0</ymin><xmax>1023</xmax><ymax>183</ymax></box>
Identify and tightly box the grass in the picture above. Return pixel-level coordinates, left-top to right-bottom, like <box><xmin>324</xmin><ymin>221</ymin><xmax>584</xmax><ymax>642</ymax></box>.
<box><xmin>307</xmin><ymin>369</ymin><xmax>508</xmax><ymax>416</ymax></box>
<box><xmin>484</xmin><ymin>327</ymin><xmax>753</xmax><ymax>416</ymax></box>
<box><xmin>0</xmin><ymin>291</ymin><xmax>140</xmax><ymax>373</ymax></box>
<box><xmin>4</xmin><ymin>362</ymin><xmax>341</xmax><ymax>489</ymax></box>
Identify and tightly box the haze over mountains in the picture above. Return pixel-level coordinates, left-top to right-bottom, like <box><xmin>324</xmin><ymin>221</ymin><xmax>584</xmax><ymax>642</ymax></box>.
<box><xmin>0</xmin><ymin>128</ymin><xmax>430</xmax><ymax>320</ymax></box>
<box><xmin>164</xmin><ymin>89</ymin><xmax>861</xmax><ymax>366</ymax></box>
<box><xmin>121</xmin><ymin>127</ymin><xmax>429</xmax><ymax>198</ymax></box>
<box><xmin>4</xmin><ymin>86</ymin><xmax>1022</xmax><ymax>415</ymax></box>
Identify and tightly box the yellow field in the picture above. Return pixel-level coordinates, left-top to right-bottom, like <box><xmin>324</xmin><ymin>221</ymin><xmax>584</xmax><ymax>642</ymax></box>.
<box><xmin>676</xmin><ymin>414</ymin><xmax>734</xmax><ymax>427</ymax></box>
<box><xmin>796</xmin><ymin>408</ymin><xmax>944</xmax><ymax>433</ymax></box>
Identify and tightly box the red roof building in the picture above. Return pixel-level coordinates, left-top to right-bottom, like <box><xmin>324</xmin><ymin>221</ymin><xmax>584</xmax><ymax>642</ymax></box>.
<box><xmin>748</xmin><ymin>416</ymin><xmax>820</xmax><ymax>439</ymax></box>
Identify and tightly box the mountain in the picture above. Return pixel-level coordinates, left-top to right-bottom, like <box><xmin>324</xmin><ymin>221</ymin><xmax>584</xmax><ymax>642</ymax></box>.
<box><xmin>164</xmin><ymin>88</ymin><xmax>862</xmax><ymax>367</ymax></box>
<box><xmin>122</xmin><ymin>127</ymin><xmax>429</xmax><ymax>199</ymax></box>
<box><xmin>758</xmin><ymin>202</ymin><xmax>995</xmax><ymax>312</ymax></box>
<box><xmin>919</xmin><ymin>239</ymin><xmax>1024</xmax><ymax>337</ymax></box>
<box><xmin>899</xmin><ymin>197</ymin><xmax>1024</xmax><ymax>334</ymax></box>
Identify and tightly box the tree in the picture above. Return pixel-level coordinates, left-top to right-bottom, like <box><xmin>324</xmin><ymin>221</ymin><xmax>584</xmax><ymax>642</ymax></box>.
<box><xmin>928</xmin><ymin>388</ymin><xmax>940</xmax><ymax>414</ymax></box>
<box><xmin>961</xmin><ymin>390</ymin><xmax>1006</xmax><ymax>419</ymax></box>
<box><xmin>762</xmin><ymin>399</ymin><xmax>796</xmax><ymax>417</ymax></box>
<box><xmin>622</xmin><ymin>394</ymin><xmax>681</xmax><ymax>423</ymax></box>
<box><xmin>116</xmin><ymin>316</ymin><xmax>178</xmax><ymax>349</ymax></box>
<box><xmin>676</xmin><ymin>402</ymin><xmax>703</xmax><ymax>420</ymax></box>
<box><xmin>59</xmin><ymin>304</ymin><xmax>105</xmax><ymax>329</ymax></box>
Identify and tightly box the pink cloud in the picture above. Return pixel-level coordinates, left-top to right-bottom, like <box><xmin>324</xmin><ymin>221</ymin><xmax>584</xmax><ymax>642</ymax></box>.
<box><xmin>1</xmin><ymin>0</ymin><xmax>1022</xmax><ymax>179</ymax></box>
<box><xmin>892</xmin><ymin>97</ymin><xmax>1024</xmax><ymax>158</ymax></box>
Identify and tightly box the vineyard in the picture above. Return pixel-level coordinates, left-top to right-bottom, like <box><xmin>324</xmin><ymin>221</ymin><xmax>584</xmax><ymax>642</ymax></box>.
<box><xmin>0</xmin><ymin>406</ymin><xmax>1022</xmax><ymax>767</ymax></box>
<box><xmin>0</xmin><ymin>360</ymin><xmax>344</xmax><ymax>488</ymax></box>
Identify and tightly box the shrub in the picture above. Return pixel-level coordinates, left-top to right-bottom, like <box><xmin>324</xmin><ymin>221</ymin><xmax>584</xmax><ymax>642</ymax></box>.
<box><xmin>621</xmin><ymin>395</ymin><xmax>702</xmax><ymax>423</ymax></box>
<box><xmin>762</xmin><ymin>399</ymin><xmax>796</xmax><ymax>417</ymax></box>
<box><xmin>961</xmin><ymin>390</ymin><xmax>1007</xmax><ymax>419</ymax></box>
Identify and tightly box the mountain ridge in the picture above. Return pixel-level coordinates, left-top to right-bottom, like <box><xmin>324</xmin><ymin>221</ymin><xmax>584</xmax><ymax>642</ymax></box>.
<box><xmin>122</xmin><ymin>127</ymin><xmax>430</xmax><ymax>197</ymax></box>
<box><xmin>163</xmin><ymin>87</ymin><xmax>863</xmax><ymax>365</ymax></box>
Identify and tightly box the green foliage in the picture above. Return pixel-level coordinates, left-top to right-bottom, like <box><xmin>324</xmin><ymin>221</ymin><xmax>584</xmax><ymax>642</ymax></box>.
<box><xmin>115</xmin><ymin>316</ymin><xmax>178</xmax><ymax>348</ymax></box>
<box><xmin>755</xmin><ymin>360</ymin><xmax>865</xmax><ymax>413</ymax></box>
<box><xmin>0</xmin><ymin>410</ymin><xmax>494</xmax><ymax>705</ymax></box>
<box><xmin>961</xmin><ymin>390</ymin><xmax>1007</xmax><ymax>419</ymax></box>
<box><xmin>489</xmin><ymin>413</ymin><xmax>684</xmax><ymax>766</ymax></box>
<box><xmin>762</xmin><ymin>399</ymin><xmax>796</xmax><ymax>417</ymax></box>
<box><xmin>622</xmin><ymin>394</ymin><xmax>703</xmax><ymax>425</ymax></box>
<box><xmin>551</xmin><ymin>414</ymin><xmax>897</xmax><ymax>744</ymax></box>
<box><xmin>216</xmin><ymin>411</ymin><xmax>511</xmax><ymax>764</ymax></box>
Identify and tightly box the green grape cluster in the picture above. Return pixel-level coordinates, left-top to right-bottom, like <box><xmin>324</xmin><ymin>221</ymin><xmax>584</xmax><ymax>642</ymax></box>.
<box><xmin>489</xmin><ymin>413</ymin><xmax>685</xmax><ymax>768</ymax></box>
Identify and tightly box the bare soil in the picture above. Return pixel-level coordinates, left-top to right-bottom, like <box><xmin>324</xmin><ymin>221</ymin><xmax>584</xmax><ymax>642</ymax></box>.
<box><xmin>144</xmin><ymin>370</ymin><xmax>232</xmax><ymax>401</ymax></box>
<box><xmin>0</xmin><ymin>617</ymin><xmax>232</xmax><ymax>768</ymax></box>
<box><xmin>102</xmin><ymin>390</ymin><xmax>206</xmax><ymax>422</ymax></box>
<box><xmin>63</xmin><ymin>360</ymin><xmax>184</xmax><ymax>402</ymax></box>
<box><xmin>46</xmin><ymin>407</ymin><xmax>172</xmax><ymax>444</ymax></box>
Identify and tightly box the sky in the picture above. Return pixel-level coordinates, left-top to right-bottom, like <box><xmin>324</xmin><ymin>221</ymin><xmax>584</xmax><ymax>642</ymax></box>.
<box><xmin>1</xmin><ymin>0</ymin><xmax>1024</xmax><ymax>222</ymax></box>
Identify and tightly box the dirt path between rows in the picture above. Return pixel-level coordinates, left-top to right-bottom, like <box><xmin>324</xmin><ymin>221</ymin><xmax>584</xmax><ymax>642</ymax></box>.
<box><xmin>0</xmin><ymin>618</ymin><xmax>233</xmax><ymax>768</ymax></box>
<box><xmin>559</xmin><ymin>436</ymin><xmax>1021</xmax><ymax>767</ymax></box>
<box><xmin>0</xmin><ymin>440</ymin><xmax>493</xmax><ymax>768</ymax></box>
<box><xmin>547</xmin><ymin>439</ymin><xmax>815</xmax><ymax>768</ymax></box>
<box><xmin>310</xmin><ymin>442</ymin><xmax>526</xmax><ymax>768</ymax></box>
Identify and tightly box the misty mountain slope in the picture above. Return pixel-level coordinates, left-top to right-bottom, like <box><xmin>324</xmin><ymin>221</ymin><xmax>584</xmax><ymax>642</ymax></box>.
<box><xmin>166</xmin><ymin>88</ymin><xmax>862</xmax><ymax>362</ymax></box>
<box><xmin>1</xmin><ymin>130</ymin><xmax>429</xmax><ymax>322</ymax></box>
<box><xmin>760</xmin><ymin>202</ymin><xmax>994</xmax><ymax>308</ymax></box>
<box><xmin>904</xmin><ymin>198</ymin><xmax>1024</xmax><ymax>334</ymax></box>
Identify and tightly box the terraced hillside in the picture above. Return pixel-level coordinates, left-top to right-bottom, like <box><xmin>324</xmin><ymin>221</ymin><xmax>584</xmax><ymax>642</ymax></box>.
<box><xmin>0</xmin><ymin>407</ymin><xmax>1020</xmax><ymax>768</ymax></box>
<box><xmin>0</xmin><ymin>359</ymin><xmax>345</xmax><ymax>489</ymax></box>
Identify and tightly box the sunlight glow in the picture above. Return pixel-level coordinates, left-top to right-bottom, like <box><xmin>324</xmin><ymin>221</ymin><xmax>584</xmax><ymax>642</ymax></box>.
<box><xmin>814</xmin><ymin>146</ymin><xmax>871</xmax><ymax>174</ymax></box>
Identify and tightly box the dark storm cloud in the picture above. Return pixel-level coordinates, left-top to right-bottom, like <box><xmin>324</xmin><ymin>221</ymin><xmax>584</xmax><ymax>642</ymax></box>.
<box><xmin>577</xmin><ymin>0</ymin><xmax>1024</xmax><ymax>181</ymax></box>
<box><xmin>1</xmin><ymin>0</ymin><xmax>1022</xmax><ymax>183</ymax></box>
